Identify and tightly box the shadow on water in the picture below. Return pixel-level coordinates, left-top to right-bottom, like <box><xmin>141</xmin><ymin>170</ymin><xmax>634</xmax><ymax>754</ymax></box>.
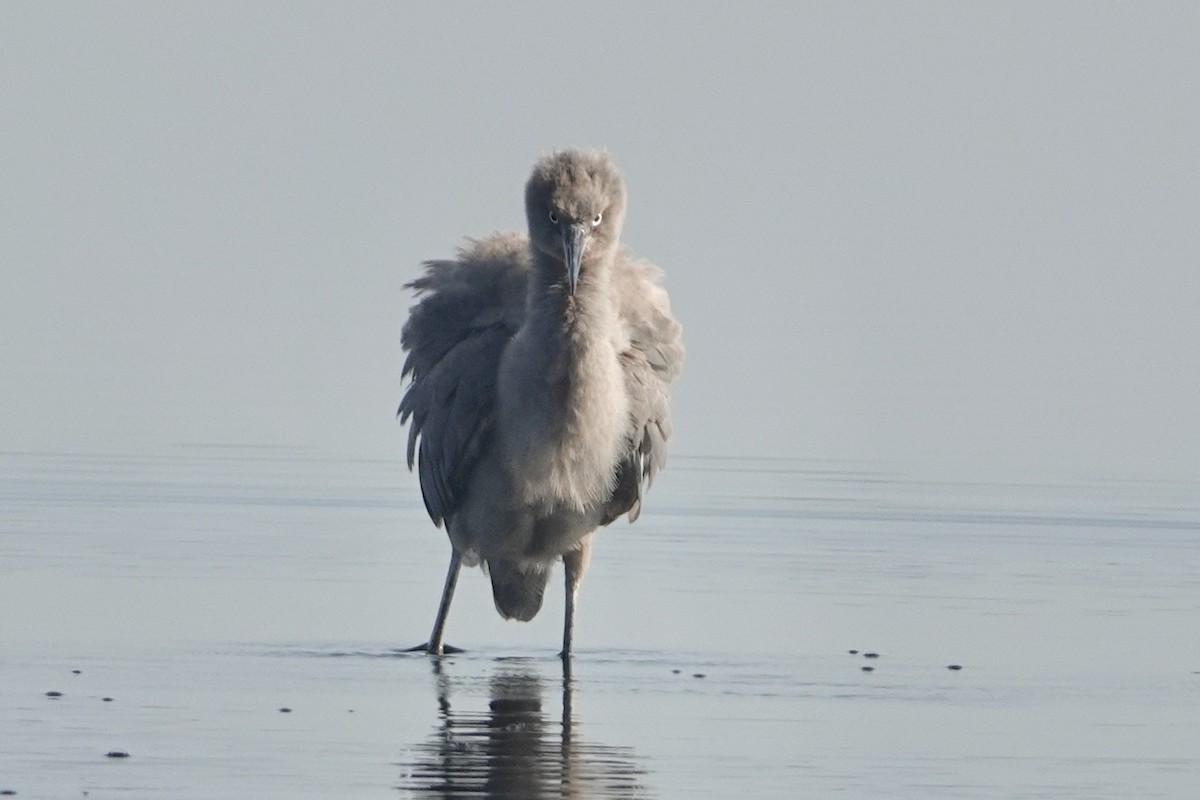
<box><xmin>398</xmin><ymin>658</ymin><xmax>652</xmax><ymax>798</ymax></box>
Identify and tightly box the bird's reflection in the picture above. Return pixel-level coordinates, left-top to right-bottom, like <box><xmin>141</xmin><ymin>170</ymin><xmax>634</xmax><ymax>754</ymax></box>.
<box><xmin>399</xmin><ymin>659</ymin><xmax>651</xmax><ymax>798</ymax></box>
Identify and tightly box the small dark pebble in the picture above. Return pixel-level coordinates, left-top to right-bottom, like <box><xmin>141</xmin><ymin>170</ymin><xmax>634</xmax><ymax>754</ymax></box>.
<box><xmin>692</xmin><ymin>673</ymin><xmax>706</xmax><ymax>679</ymax></box>
<box><xmin>863</xmin><ymin>652</ymin><xmax>880</xmax><ymax>659</ymax></box>
<box><xmin>861</xmin><ymin>665</ymin><xmax>874</xmax><ymax>672</ymax></box>
<box><xmin>848</xmin><ymin>649</ymin><xmax>859</xmax><ymax>655</ymax></box>
<box><xmin>0</xmin><ymin>789</ymin><xmax>17</xmax><ymax>796</ymax></box>
<box><xmin>279</xmin><ymin>707</ymin><xmax>292</xmax><ymax>713</ymax></box>
<box><xmin>102</xmin><ymin>697</ymin><xmax>114</xmax><ymax>702</ymax></box>
<box><xmin>671</xmin><ymin>669</ymin><xmax>681</xmax><ymax>674</ymax></box>
<box><xmin>947</xmin><ymin>664</ymin><xmax>963</xmax><ymax>671</ymax></box>
<box><xmin>45</xmin><ymin>691</ymin><xmax>62</xmax><ymax>698</ymax></box>
<box><xmin>105</xmin><ymin>751</ymin><xmax>130</xmax><ymax>759</ymax></box>
<box><xmin>72</xmin><ymin>669</ymin><xmax>82</xmax><ymax>675</ymax></box>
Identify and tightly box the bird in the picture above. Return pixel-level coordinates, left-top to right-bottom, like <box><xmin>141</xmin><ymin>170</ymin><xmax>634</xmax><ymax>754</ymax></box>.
<box><xmin>399</xmin><ymin>149</ymin><xmax>683</xmax><ymax>658</ymax></box>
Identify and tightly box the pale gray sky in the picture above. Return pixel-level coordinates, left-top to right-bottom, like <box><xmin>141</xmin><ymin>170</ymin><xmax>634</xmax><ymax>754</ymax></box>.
<box><xmin>2</xmin><ymin>2</ymin><xmax>1197</xmax><ymax>480</ymax></box>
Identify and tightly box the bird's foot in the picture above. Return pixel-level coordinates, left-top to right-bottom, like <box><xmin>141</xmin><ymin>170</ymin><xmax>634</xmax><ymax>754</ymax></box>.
<box><xmin>401</xmin><ymin>642</ymin><xmax>465</xmax><ymax>656</ymax></box>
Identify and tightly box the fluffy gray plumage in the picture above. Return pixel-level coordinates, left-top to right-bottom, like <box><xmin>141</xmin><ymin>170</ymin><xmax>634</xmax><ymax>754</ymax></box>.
<box><xmin>399</xmin><ymin>149</ymin><xmax>683</xmax><ymax>656</ymax></box>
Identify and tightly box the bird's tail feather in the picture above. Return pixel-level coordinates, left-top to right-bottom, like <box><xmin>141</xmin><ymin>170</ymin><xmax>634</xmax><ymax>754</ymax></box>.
<box><xmin>487</xmin><ymin>560</ymin><xmax>550</xmax><ymax>622</ymax></box>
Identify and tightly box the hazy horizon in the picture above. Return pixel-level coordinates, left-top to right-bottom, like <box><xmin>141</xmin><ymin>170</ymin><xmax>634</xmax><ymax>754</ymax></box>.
<box><xmin>3</xmin><ymin>2</ymin><xmax>1197</xmax><ymax>482</ymax></box>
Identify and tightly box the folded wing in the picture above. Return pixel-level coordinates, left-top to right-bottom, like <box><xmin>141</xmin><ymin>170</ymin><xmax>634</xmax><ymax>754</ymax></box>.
<box><xmin>603</xmin><ymin>255</ymin><xmax>685</xmax><ymax>524</ymax></box>
<box><xmin>399</xmin><ymin>233</ymin><xmax>530</xmax><ymax>527</ymax></box>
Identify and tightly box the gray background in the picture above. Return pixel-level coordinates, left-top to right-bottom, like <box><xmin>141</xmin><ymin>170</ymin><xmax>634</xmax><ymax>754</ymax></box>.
<box><xmin>3</xmin><ymin>2</ymin><xmax>1197</xmax><ymax>480</ymax></box>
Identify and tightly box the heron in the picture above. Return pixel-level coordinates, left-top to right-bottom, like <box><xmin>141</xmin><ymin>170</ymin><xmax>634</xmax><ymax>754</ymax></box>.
<box><xmin>399</xmin><ymin>149</ymin><xmax>683</xmax><ymax>658</ymax></box>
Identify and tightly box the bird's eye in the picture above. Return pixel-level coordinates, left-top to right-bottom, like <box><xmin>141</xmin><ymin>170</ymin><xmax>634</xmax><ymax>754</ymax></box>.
<box><xmin>548</xmin><ymin>211</ymin><xmax>558</xmax><ymax>224</ymax></box>
<box><xmin>591</xmin><ymin>213</ymin><xmax>603</xmax><ymax>226</ymax></box>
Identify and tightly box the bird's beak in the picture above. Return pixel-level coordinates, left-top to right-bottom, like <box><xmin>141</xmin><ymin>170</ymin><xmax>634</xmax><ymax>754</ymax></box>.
<box><xmin>561</xmin><ymin>223</ymin><xmax>590</xmax><ymax>295</ymax></box>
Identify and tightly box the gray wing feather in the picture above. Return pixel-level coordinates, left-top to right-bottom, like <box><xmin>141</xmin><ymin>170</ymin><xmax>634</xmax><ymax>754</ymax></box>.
<box><xmin>399</xmin><ymin>233</ymin><xmax>529</xmax><ymax>526</ymax></box>
<box><xmin>605</xmin><ymin>254</ymin><xmax>684</xmax><ymax>524</ymax></box>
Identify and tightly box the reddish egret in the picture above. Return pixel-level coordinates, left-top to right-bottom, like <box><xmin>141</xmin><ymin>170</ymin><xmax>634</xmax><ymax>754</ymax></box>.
<box><xmin>400</xmin><ymin>149</ymin><xmax>683</xmax><ymax>657</ymax></box>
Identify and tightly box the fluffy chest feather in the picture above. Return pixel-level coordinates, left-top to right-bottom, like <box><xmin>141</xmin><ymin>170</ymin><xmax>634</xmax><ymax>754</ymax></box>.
<box><xmin>497</xmin><ymin>313</ymin><xmax>631</xmax><ymax>513</ymax></box>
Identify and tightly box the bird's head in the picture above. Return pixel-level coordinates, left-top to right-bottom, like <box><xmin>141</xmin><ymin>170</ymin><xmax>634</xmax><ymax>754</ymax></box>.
<box><xmin>525</xmin><ymin>149</ymin><xmax>627</xmax><ymax>295</ymax></box>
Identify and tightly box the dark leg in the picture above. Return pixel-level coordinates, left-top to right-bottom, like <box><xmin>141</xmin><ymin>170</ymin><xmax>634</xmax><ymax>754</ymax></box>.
<box><xmin>404</xmin><ymin>549</ymin><xmax>464</xmax><ymax>655</ymax></box>
<box><xmin>560</xmin><ymin>535</ymin><xmax>593</xmax><ymax>659</ymax></box>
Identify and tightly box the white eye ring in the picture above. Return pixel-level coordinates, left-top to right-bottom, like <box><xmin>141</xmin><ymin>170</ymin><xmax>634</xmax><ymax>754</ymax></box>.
<box><xmin>548</xmin><ymin>211</ymin><xmax>558</xmax><ymax>223</ymax></box>
<box><xmin>591</xmin><ymin>213</ymin><xmax>603</xmax><ymax>226</ymax></box>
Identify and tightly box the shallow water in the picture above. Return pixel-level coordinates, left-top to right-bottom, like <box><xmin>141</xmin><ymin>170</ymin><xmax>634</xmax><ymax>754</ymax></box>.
<box><xmin>2</xmin><ymin>450</ymin><xmax>1198</xmax><ymax>798</ymax></box>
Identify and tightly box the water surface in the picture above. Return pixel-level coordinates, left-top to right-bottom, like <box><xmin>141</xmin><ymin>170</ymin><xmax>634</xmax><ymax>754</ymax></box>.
<box><xmin>2</xmin><ymin>450</ymin><xmax>1197</xmax><ymax>798</ymax></box>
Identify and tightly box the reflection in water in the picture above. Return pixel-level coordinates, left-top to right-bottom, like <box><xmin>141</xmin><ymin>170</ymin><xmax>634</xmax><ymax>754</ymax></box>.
<box><xmin>399</xmin><ymin>660</ymin><xmax>651</xmax><ymax>798</ymax></box>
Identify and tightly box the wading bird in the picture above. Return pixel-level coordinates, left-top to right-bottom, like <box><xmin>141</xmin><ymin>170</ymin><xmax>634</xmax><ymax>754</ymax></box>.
<box><xmin>400</xmin><ymin>149</ymin><xmax>683</xmax><ymax>657</ymax></box>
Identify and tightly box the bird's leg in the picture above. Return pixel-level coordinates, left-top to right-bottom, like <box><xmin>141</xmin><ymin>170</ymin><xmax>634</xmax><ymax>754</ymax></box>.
<box><xmin>560</xmin><ymin>536</ymin><xmax>593</xmax><ymax>659</ymax></box>
<box><xmin>404</xmin><ymin>549</ymin><xmax>464</xmax><ymax>655</ymax></box>
<box><xmin>427</xmin><ymin>549</ymin><xmax>461</xmax><ymax>654</ymax></box>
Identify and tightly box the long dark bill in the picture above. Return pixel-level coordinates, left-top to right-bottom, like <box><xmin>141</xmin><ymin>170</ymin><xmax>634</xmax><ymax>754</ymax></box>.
<box><xmin>561</xmin><ymin>223</ymin><xmax>590</xmax><ymax>295</ymax></box>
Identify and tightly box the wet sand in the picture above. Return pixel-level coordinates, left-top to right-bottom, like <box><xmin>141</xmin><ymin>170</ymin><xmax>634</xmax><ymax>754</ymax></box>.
<box><xmin>2</xmin><ymin>451</ymin><xmax>1197</xmax><ymax>798</ymax></box>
